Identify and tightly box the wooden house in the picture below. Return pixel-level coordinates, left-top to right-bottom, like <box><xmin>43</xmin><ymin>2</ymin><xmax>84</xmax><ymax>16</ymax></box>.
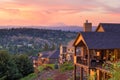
<box><xmin>73</xmin><ymin>23</ymin><xmax>120</xmax><ymax>80</ymax></box>
<box><xmin>59</xmin><ymin>40</ymin><xmax>75</xmax><ymax>62</ymax></box>
<box><xmin>49</xmin><ymin>50</ymin><xmax>60</xmax><ymax>63</ymax></box>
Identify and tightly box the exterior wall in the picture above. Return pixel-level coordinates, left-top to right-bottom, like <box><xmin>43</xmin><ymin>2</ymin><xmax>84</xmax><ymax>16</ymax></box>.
<box><xmin>60</xmin><ymin>44</ymin><xmax>74</xmax><ymax>61</ymax></box>
<box><xmin>96</xmin><ymin>26</ymin><xmax>104</xmax><ymax>32</ymax></box>
<box><xmin>114</xmin><ymin>49</ymin><xmax>120</xmax><ymax>59</ymax></box>
<box><xmin>60</xmin><ymin>45</ymin><xmax>67</xmax><ymax>54</ymax></box>
<box><xmin>60</xmin><ymin>45</ymin><xmax>63</xmax><ymax>55</ymax></box>
<box><xmin>67</xmin><ymin>47</ymin><xmax>75</xmax><ymax>54</ymax></box>
<box><xmin>49</xmin><ymin>58</ymin><xmax>58</xmax><ymax>64</ymax></box>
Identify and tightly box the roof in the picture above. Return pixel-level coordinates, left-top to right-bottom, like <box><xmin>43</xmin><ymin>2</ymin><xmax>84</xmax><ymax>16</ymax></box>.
<box><xmin>80</xmin><ymin>32</ymin><xmax>120</xmax><ymax>49</ymax></box>
<box><xmin>39</xmin><ymin>51</ymin><xmax>54</xmax><ymax>58</ymax></box>
<box><xmin>96</xmin><ymin>23</ymin><xmax>120</xmax><ymax>32</ymax></box>
<box><xmin>67</xmin><ymin>39</ymin><xmax>75</xmax><ymax>48</ymax></box>
<box><xmin>49</xmin><ymin>50</ymin><xmax>60</xmax><ymax>59</ymax></box>
<box><xmin>30</xmin><ymin>56</ymin><xmax>38</xmax><ymax>60</ymax></box>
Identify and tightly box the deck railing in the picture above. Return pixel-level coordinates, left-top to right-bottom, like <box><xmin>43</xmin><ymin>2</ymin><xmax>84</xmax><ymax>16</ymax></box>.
<box><xmin>91</xmin><ymin>59</ymin><xmax>115</xmax><ymax>71</ymax></box>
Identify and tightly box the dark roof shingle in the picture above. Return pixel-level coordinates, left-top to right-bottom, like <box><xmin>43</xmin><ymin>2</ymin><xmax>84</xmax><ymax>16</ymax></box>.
<box><xmin>49</xmin><ymin>50</ymin><xmax>60</xmax><ymax>59</ymax></box>
<box><xmin>81</xmin><ymin>32</ymin><xmax>120</xmax><ymax>49</ymax></box>
<box><xmin>98</xmin><ymin>23</ymin><xmax>120</xmax><ymax>32</ymax></box>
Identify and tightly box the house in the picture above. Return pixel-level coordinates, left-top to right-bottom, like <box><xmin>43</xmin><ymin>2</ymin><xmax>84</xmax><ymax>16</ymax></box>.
<box><xmin>59</xmin><ymin>40</ymin><xmax>75</xmax><ymax>62</ymax></box>
<box><xmin>73</xmin><ymin>21</ymin><xmax>120</xmax><ymax>80</ymax></box>
<box><xmin>49</xmin><ymin>50</ymin><xmax>60</xmax><ymax>64</ymax></box>
<box><xmin>33</xmin><ymin>50</ymin><xmax>60</xmax><ymax>67</ymax></box>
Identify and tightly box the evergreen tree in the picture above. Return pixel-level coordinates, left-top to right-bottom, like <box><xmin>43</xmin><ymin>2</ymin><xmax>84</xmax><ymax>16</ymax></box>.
<box><xmin>0</xmin><ymin>50</ymin><xmax>22</xmax><ymax>80</ymax></box>
<box><xmin>14</xmin><ymin>54</ymin><xmax>34</xmax><ymax>77</ymax></box>
<box><xmin>50</xmin><ymin>43</ymin><xmax>56</xmax><ymax>50</ymax></box>
<box><xmin>43</xmin><ymin>43</ymin><xmax>49</xmax><ymax>51</ymax></box>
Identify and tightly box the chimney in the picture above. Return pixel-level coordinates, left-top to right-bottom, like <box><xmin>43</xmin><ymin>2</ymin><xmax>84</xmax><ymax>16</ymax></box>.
<box><xmin>83</xmin><ymin>20</ymin><xmax>92</xmax><ymax>32</ymax></box>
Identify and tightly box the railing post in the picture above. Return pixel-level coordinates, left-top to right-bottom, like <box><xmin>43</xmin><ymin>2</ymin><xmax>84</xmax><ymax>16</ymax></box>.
<box><xmin>74</xmin><ymin>46</ymin><xmax>77</xmax><ymax>80</ymax></box>
<box><xmin>87</xmin><ymin>49</ymin><xmax>90</xmax><ymax>67</ymax></box>
<box><xmin>80</xmin><ymin>67</ymin><xmax>83</xmax><ymax>80</ymax></box>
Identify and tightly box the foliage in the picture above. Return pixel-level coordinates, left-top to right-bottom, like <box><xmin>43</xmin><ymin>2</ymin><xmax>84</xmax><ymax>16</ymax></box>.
<box><xmin>5</xmin><ymin>58</ymin><xmax>22</xmax><ymax>80</ymax></box>
<box><xmin>14</xmin><ymin>54</ymin><xmax>34</xmax><ymax>76</ymax></box>
<box><xmin>109</xmin><ymin>62</ymin><xmax>120</xmax><ymax>80</ymax></box>
<box><xmin>59</xmin><ymin>62</ymin><xmax>74</xmax><ymax>72</ymax></box>
<box><xmin>0</xmin><ymin>50</ymin><xmax>10</xmax><ymax>77</ymax></box>
<box><xmin>38</xmin><ymin>64</ymin><xmax>55</xmax><ymax>72</ymax></box>
<box><xmin>43</xmin><ymin>43</ymin><xmax>49</xmax><ymax>51</ymax></box>
<box><xmin>20</xmin><ymin>73</ymin><xmax>37</xmax><ymax>80</ymax></box>
<box><xmin>0</xmin><ymin>50</ymin><xmax>34</xmax><ymax>80</ymax></box>
<box><xmin>0</xmin><ymin>28</ymin><xmax>77</xmax><ymax>55</ymax></box>
<box><xmin>0</xmin><ymin>50</ymin><xmax>22</xmax><ymax>80</ymax></box>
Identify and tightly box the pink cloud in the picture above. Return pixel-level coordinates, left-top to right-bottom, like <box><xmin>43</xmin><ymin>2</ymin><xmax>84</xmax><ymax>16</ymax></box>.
<box><xmin>0</xmin><ymin>0</ymin><xmax>119</xmax><ymax>26</ymax></box>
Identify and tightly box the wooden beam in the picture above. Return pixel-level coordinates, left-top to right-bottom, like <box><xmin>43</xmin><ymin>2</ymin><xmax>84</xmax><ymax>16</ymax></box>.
<box><xmin>74</xmin><ymin>46</ymin><xmax>77</xmax><ymax>80</ymax></box>
<box><xmin>76</xmin><ymin>63</ymin><xmax>89</xmax><ymax>69</ymax></box>
<box><xmin>96</xmin><ymin>67</ymin><xmax>110</xmax><ymax>73</ymax></box>
<box><xmin>97</xmin><ymin>70</ymin><xmax>100</xmax><ymax>80</ymax></box>
<box><xmin>87</xmin><ymin>49</ymin><xmax>90</xmax><ymax>67</ymax></box>
<box><xmin>74</xmin><ymin>64</ymin><xmax>76</xmax><ymax>80</ymax></box>
<box><xmin>80</xmin><ymin>67</ymin><xmax>83</xmax><ymax>80</ymax></box>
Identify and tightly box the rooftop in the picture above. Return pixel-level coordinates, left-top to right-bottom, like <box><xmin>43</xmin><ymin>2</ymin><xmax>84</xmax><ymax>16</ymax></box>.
<box><xmin>81</xmin><ymin>32</ymin><xmax>120</xmax><ymax>49</ymax></box>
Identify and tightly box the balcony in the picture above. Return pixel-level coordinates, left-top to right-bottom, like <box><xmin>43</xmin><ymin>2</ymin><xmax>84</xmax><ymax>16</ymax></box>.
<box><xmin>76</xmin><ymin>56</ymin><xmax>88</xmax><ymax>66</ymax></box>
<box><xmin>91</xmin><ymin>59</ymin><xmax>119</xmax><ymax>73</ymax></box>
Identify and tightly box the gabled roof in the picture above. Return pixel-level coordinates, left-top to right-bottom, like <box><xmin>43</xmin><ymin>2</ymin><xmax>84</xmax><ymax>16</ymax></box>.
<box><xmin>49</xmin><ymin>50</ymin><xmax>60</xmax><ymax>59</ymax></box>
<box><xmin>73</xmin><ymin>33</ymin><xmax>80</xmax><ymax>46</ymax></box>
<box><xmin>75</xmin><ymin>32</ymin><xmax>120</xmax><ymax>49</ymax></box>
<box><xmin>67</xmin><ymin>39</ymin><xmax>75</xmax><ymax>48</ymax></box>
<box><xmin>96</xmin><ymin>23</ymin><xmax>120</xmax><ymax>32</ymax></box>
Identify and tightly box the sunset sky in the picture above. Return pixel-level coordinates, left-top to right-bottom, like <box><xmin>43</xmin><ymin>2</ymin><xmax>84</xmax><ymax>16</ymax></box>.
<box><xmin>0</xmin><ymin>0</ymin><xmax>120</xmax><ymax>27</ymax></box>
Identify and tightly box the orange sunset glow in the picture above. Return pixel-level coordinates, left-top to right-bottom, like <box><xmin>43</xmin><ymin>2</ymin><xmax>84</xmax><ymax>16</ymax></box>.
<box><xmin>0</xmin><ymin>0</ymin><xmax>120</xmax><ymax>27</ymax></box>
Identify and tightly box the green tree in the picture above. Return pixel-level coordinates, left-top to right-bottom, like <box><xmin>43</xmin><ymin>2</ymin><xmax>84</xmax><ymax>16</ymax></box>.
<box><xmin>0</xmin><ymin>50</ymin><xmax>10</xmax><ymax>79</ymax></box>
<box><xmin>6</xmin><ymin>58</ymin><xmax>22</xmax><ymax>80</ymax></box>
<box><xmin>0</xmin><ymin>50</ymin><xmax>22</xmax><ymax>80</ymax></box>
<box><xmin>14</xmin><ymin>54</ymin><xmax>34</xmax><ymax>77</ymax></box>
<box><xmin>50</xmin><ymin>43</ymin><xmax>56</xmax><ymax>50</ymax></box>
<box><xmin>43</xmin><ymin>43</ymin><xmax>49</xmax><ymax>51</ymax></box>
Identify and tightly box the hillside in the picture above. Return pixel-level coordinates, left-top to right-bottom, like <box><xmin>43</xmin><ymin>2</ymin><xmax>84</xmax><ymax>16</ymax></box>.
<box><xmin>0</xmin><ymin>28</ymin><xmax>77</xmax><ymax>55</ymax></box>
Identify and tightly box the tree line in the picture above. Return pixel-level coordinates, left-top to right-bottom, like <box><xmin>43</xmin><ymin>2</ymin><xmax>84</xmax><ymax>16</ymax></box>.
<box><xmin>0</xmin><ymin>50</ymin><xmax>34</xmax><ymax>80</ymax></box>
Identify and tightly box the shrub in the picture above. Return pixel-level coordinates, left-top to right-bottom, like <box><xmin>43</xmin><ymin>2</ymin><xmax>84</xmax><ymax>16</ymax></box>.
<box><xmin>60</xmin><ymin>62</ymin><xmax>74</xmax><ymax>72</ymax></box>
<box><xmin>109</xmin><ymin>62</ymin><xmax>120</xmax><ymax>80</ymax></box>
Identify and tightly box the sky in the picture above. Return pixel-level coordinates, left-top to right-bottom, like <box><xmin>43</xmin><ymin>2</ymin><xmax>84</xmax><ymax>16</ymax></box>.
<box><xmin>0</xmin><ymin>0</ymin><xmax>120</xmax><ymax>27</ymax></box>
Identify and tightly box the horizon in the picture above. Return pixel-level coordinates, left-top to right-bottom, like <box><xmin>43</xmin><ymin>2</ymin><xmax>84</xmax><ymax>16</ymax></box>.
<box><xmin>0</xmin><ymin>0</ymin><xmax>120</xmax><ymax>28</ymax></box>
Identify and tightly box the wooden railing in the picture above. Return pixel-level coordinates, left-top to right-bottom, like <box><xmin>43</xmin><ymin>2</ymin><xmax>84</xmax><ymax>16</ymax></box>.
<box><xmin>91</xmin><ymin>59</ymin><xmax>114</xmax><ymax>72</ymax></box>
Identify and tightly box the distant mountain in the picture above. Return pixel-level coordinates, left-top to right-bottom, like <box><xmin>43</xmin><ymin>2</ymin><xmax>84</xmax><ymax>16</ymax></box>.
<box><xmin>42</xmin><ymin>26</ymin><xmax>97</xmax><ymax>32</ymax></box>
<box><xmin>0</xmin><ymin>26</ymin><xmax>96</xmax><ymax>32</ymax></box>
<box><xmin>41</xmin><ymin>26</ymin><xmax>83</xmax><ymax>32</ymax></box>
